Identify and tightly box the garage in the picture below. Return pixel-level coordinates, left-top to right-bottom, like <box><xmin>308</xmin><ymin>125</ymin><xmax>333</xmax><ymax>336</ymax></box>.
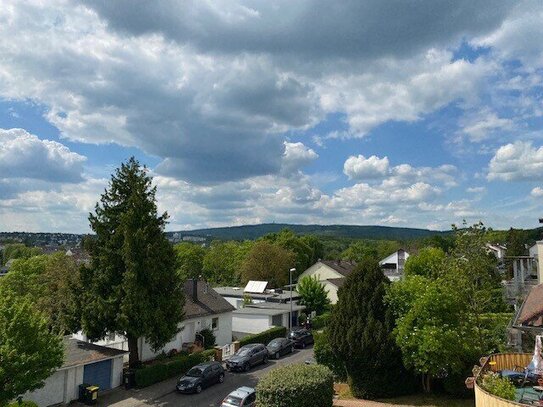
<box><xmin>83</xmin><ymin>359</ymin><xmax>113</xmax><ymax>390</ymax></box>
<box><xmin>24</xmin><ymin>338</ymin><xmax>127</xmax><ymax>406</ymax></box>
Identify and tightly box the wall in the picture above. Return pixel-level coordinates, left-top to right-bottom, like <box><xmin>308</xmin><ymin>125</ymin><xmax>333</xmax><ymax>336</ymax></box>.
<box><xmin>25</xmin><ymin>364</ymin><xmax>89</xmax><ymax>406</ymax></box>
<box><xmin>298</xmin><ymin>263</ymin><xmax>344</xmax><ymax>282</ymax></box>
<box><xmin>321</xmin><ymin>281</ymin><xmax>339</xmax><ymax>304</ymax></box>
<box><xmin>111</xmin><ymin>356</ymin><xmax>124</xmax><ymax>388</ymax></box>
<box><xmin>232</xmin><ymin>313</ymin><xmax>271</xmax><ymax>334</ymax></box>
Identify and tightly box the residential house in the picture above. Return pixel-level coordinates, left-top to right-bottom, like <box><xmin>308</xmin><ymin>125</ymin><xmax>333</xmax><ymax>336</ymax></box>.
<box><xmin>74</xmin><ymin>279</ymin><xmax>235</xmax><ymax>362</ymax></box>
<box><xmin>25</xmin><ymin>337</ymin><xmax>126</xmax><ymax>406</ymax></box>
<box><xmin>297</xmin><ymin>260</ymin><xmax>356</xmax><ymax>304</ymax></box>
<box><xmin>379</xmin><ymin>249</ymin><xmax>409</xmax><ymax>281</ymax></box>
<box><xmin>486</xmin><ymin>243</ymin><xmax>507</xmax><ymax>261</ymax></box>
<box><xmin>232</xmin><ymin>302</ymin><xmax>306</xmax><ymax>338</ymax></box>
<box><xmin>214</xmin><ymin>286</ymin><xmax>302</xmax><ymax>309</ymax></box>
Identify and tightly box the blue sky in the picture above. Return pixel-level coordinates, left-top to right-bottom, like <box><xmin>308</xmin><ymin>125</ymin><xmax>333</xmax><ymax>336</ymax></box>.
<box><xmin>1</xmin><ymin>1</ymin><xmax>543</xmax><ymax>233</ymax></box>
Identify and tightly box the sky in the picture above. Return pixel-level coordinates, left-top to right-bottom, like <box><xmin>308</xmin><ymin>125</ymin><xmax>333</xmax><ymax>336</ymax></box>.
<box><xmin>1</xmin><ymin>1</ymin><xmax>543</xmax><ymax>233</ymax></box>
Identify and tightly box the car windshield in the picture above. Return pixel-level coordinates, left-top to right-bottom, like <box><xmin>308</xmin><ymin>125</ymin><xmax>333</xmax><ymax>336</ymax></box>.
<box><xmin>223</xmin><ymin>395</ymin><xmax>243</xmax><ymax>406</ymax></box>
<box><xmin>290</xmin><ymin>331</ymin><xmax>302</xmax><ymax>337</ymax></box>
<box><xmin>236</xmin><ymin>348</ymin><xmax>251</xmax><ymax>356</ymax></box>
<box><xmin>268</xmin><ymin>340</ymin><xmax>281</xmax><ymax>347</ymax></box>
<box><xmin>185</xmin><ymin>367</ymin><xmax>203</xmax><ymax>377</ymax></box>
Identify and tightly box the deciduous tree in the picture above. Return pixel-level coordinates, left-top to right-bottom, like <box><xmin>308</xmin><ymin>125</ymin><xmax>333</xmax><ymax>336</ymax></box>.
<box><xmin>404</xmin><ymin>247</ymin><xmax>445</xmax><ymax>279</ymax></box>
<box><xmin>297</xmin><ymin>275</ymin><xmax>330</xmax><ymax>315</ymax></box>
<box><xmin>81</xmin><ymin>157</ymin><xmax>184</xmax><ymax>367</ymax></box>
<box><xmin>174</xmin><ymin>242</ymin><xmax>206</xmax><ymax>280</ymax></box>
<box><xmin>240</xmin><ymin>240</ymin><xmax>295</xmax><ymax>287</ymax></box>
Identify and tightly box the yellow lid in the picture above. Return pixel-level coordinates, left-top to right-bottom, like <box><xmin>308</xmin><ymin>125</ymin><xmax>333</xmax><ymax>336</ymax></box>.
<box><xmin>87</xmin><ymin>386</ymin><xmax>99</xmax><ymax>391</ymax></box>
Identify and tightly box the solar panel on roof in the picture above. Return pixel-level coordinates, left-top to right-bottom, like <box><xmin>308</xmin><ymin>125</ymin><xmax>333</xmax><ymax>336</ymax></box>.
<box><xmin>244</xmin><ymin>280</ymin><xmax>268</xmax><ymax>293</ymax></box>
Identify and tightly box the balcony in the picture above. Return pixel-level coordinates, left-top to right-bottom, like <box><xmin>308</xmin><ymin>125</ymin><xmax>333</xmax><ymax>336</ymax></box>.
<box><xmin>472</xmin><ymin>353</ymin><xmax>539</xmax><ymax>406</ymax></box>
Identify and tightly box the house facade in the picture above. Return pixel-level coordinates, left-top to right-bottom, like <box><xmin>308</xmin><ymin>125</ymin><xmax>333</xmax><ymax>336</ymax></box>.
<box><xmin>74</xmin><ymin>279</ymin><xmax>235</xmax><ymax>363</ymax></box>
<box><xmin>231</xmin><ymin>302</ymin><xmax>306</xmax><ymax>337</ymax></box>
<box><xmin>298</xmin><ymin>260</ymin><xmax>355</xmax><ymax>304</ymax></box>
<box><xmin>379</xmin><ymin>249</ymin><xmax>409</xmax><ymax>281</ymax></box>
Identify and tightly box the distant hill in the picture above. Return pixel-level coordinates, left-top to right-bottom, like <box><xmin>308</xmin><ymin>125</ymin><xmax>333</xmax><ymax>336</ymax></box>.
<box><xmin>170</xmin><ymin>223</ymin><xmax>449</xmax><ymax>241</ymax></box>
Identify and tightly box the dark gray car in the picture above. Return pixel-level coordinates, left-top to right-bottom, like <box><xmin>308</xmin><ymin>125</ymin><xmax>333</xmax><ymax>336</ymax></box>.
<box><xmin>266</xmin><ymin>337</ymin><xmax>295</xmax><ymax>359</ymax></box>
<box><xmin>225</xmin><ymin>343</ymin><xmax>268</xmax><ymax>372</ymax></box>
<box><xmin>176</xmin><ymin>361</ymin><xmax>225</xmax><ymax>394</ymax></box>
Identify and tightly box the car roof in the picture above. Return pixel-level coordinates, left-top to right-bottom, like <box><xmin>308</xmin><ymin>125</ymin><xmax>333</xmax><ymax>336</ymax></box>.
<box><xmin>242</xmin><ymin>343</ymin><xmax>263</xmax><ymax>348</ymax></box>
<box><xmin>194</xmin><ymin>361</ymin><xmax>219</xmax><ymax>368</ymax></box>
<box><xmin>229</xmin><ymin>386</ymin><xmax>255</xmax><ymax>398</ymax></box>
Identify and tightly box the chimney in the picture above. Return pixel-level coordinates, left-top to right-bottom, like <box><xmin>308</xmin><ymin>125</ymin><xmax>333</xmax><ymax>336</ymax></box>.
<box><xmin>192</xmin><ymin>278</ymin><xmax>198</xmax><ymax>302</ymax></box>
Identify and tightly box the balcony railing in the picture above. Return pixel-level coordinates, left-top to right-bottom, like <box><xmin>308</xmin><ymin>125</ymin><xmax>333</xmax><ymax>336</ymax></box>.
<box><xmin>473</xmin><ymin>353</ymin><xmax>532</xmax><ymax>407</ymax></box>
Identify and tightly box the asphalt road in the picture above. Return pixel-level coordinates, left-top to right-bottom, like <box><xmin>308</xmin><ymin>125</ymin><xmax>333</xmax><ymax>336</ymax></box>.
<box><xmin>151</xmin><ymin>346</ymin><xmax>313</xmax><ymax>407</ymax></box>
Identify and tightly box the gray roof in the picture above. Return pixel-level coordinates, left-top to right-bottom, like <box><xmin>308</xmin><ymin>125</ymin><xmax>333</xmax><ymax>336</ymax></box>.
<box><xmin>320</xmin><ymin>260</ymin><xmax>356</xmax><ymax>276</ymax></box>
<box><xmin>244</xmin><ymin>302</ymin><xmax>305</xmax><ymax>311</ymax></box>
<box><xmin>234</xmin><ymin>304</ymin><xmax>305</xmax><ymax>316</ymax></box>
<box><xmin>325</xmin><ymin>278</ymin><xmax>346</xmax><ymax>288</ymax></box>
<box><xmin>184</xmin><ymin>280</ymin><xmax>235</xmax><ymax>319</ymax></box>
<box><xmin>214</xmin><ymin>286</ymin><xmax>301</xmax><ymax>300</ymax></box>
<box><xmin>63</xmin><ymin>337</ymin><xmax>127</xmax><ymax>369</ymax></box>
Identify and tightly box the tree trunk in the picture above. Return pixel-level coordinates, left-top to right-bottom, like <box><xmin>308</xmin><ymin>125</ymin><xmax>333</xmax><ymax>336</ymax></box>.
<box><xmin>422</xmin><ymin>374</ymin><xmax>432</xmax><ymax>393</ymax></box>
<box><xmin>127</xmin><ymin>334</ymin><xmax>140</xmax><ymax>368</ymax></box>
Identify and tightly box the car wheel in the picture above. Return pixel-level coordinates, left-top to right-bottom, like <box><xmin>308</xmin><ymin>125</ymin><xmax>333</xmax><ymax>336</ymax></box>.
<box><xmin>195</xmin><ymin>384</ymin><xmax>202</xmax><ymax>394</ymax></box>
<box><xmin>263</xmin><ymin>355</ymin><xmax>268</xmax><ymax>364</ymax></box>
<box><xmin>275</xmin><ymin>352</ymin><xmax>280</xmax><ymax>360</ymax></box>
<box><xmin>218</xmin><ymin>374</ymin><xmax>224</xmax><ymax>383</ymax></box>
<box><xmin>301</xmin><ymin>341</ymin><xmax>306</xmax><ymax>348</ymax></box>
<box><xmin>243</xmin><ymin>363</ymin><xmax>250</xmax><ymax>372</ymax></box>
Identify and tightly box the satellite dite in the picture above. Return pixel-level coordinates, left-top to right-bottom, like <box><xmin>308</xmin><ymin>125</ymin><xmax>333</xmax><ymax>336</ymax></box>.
<box><xmin>244</xmin><ymin>280</ymin><xmax>268</xmax><ymax>294</ymax></box>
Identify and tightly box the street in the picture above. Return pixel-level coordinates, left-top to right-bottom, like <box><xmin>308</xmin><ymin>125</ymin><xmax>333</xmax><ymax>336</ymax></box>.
<box><xmin>97</xmin><ymin>346</ymin><xmax>314</xmax><ymax>407</ymax></box>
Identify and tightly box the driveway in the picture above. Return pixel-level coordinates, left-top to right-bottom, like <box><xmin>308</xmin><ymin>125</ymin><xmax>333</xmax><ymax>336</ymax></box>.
<box><xmin>95</xmin><ymin>346</ymin><xmax>314</xmax><ymax>407</ymax></box>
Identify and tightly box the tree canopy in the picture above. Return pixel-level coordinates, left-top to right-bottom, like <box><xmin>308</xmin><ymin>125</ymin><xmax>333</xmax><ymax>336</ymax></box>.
<box><xmin>80</xmin><ymin>157</ymin><xmax>184</xmax><ymax>367</ymax></box>
<box><xmin>404</xmin><ymin>247</ymin><xmax>446</xmax><ymax>279</ymax></box>
<box><xmin>240</xmin><ymin>240</ymin><xmax>295</xmax><ymax>287</ymax></box>
<box><xmin>174</xmin><ymin>242</ymin><xmax>206</xmax><ymax>280</ymax></box>
<box><xmin>297</xmin><ymin>275</ymin><xmax>330</xmax><ymax>315</ymax></box>
<box><xmin>0</xmin><ymin>294</ymin><xmax>64</xmax><ymax>405</ymax></box>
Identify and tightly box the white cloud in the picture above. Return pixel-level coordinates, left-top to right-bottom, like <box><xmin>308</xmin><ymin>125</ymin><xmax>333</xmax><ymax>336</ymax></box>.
<box><xmin>460</xmin><ymin>109</ymin><xmax>514</xmax><ymax>142</ymax></box>
<box><xmin>531</xmin><ymin>187</ymin><xmax>543</xmax><ymax>197</ymax></box>
<box><xmin>281</xmin><ymin>142</ymin><xmax>318</xmax><ymax>175</ymax></box>
<box><xmin>488</xmin><ymin>141</ymin><xmax>543</xmax><ymax>181</ymax></box>
<box><xmin>0</xmin><ymin>128</ymin><xmax>86</xmax><ymax>183</ymax></box>
<box><xmin>344</xmin><ymin>155</ymin><xmax>389</xmax><ymax>180</ymax></box>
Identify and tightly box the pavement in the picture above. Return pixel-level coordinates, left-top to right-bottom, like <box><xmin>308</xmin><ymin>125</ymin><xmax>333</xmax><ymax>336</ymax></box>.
<box><xmin>89</xmin><ymin>346</ymin><xmax>314</xmax><ymax>407</ymax></box>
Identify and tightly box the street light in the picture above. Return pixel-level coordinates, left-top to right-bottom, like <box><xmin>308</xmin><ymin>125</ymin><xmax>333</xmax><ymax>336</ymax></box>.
<box><xmin>289</xmin><ymin>267</ymin><xmax>296</xmax><ymax>331</ymax></box>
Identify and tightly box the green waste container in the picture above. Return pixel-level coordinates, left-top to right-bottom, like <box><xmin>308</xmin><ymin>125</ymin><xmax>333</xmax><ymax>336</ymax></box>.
<box><xmin>78</xmin><ymin>383</ymin><xmax>99</xmax><ymax>405</ymax></box>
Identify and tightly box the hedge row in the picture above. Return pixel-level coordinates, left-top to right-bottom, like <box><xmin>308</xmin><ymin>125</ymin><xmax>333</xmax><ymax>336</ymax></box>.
<box><xmin>8</xmin><ymin>402</ymin><xmax>38</xmax><ymax>407</ymax></box>
<box><xmin>256</xmin><ymin>363</ymin><xmax>334</xmax><ymax>407</ymax></box>
<box><xmin>311</xmin><ymin>313</ymin><xmax>331</xmax><ymax>330</ymax></box>
<box><xmin>134</xmin><ymin>349</ymin><xmax>216</xmax><ymax>387</ymax></box>
<box><xmin>239</xmin><ymin>326</ymin><xmax>287</xmax><ymax>347</ymax></box>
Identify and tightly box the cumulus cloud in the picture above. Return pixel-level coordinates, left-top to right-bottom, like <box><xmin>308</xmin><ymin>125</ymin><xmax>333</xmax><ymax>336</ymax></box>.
<box><xmin>344</xmin><ymin>155</ymin><xmax>389</xmax><ymax>180</ymax></box>
<box><xmin>460</xmin><ymin>109</ymin><xmax>514</xmax><ymax>142</ymax></box>
<box><xmin>0</xmin><ymin>128</ymin><xmax>86</xmax><ymax>183</ymax></box>
<box><xmin>531</xmin><ymin>187</ymin><xmax>543</xmax><ymax>197</ymax></box>
<box><xmin>488</xmin><ymin>141</ymin><xmax>543</xmax><ymax>181</ymax></box>
<box><xmin>281</xmin><ymin>142</ymin><xmax>318</xmax><ymax>175</ymax></box>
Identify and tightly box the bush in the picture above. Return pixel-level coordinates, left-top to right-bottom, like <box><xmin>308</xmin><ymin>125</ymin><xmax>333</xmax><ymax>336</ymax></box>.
<box><xmin>199</xmin><ymin>328</ymin><xmax>216</xmax><ymax>349</ymax></box>
<box><xmin>313</xmin><ymin>330</ymin><xmax>346</xmax><ymax>381</ymax></box>
<box><xmin>481</xmin><ymin>372</ymin><xmax>516</xmax><ymax>401</ymax></box>
<box><xmin>8</xmin><ymin>402</ymin><xmax>38</xmax><ymax>407</ymax></box>
<box><xmin>239</xmin><ymin>326</ymin><xmax>287</xmax><ymax>347</ymax></box>
<box><xmin>256</xmin><ymin>364</ymin><xmax>334</xmax><ymax>407</ymax></box>
<box><xmin>134</xmin><ymin>349</ymin><xmax>216</xmax><ymax>387</ymax></box>
<box><xmin>311</xmin><ymin>313</ymin><xmax>331</xmax><ymax>330</ymax></box>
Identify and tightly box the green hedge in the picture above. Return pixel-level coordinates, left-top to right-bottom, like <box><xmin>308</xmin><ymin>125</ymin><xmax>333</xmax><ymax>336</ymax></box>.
<box><xmin>8</xmin><ymin>402</ymin><xmax>38</xmax><ymax>407</ymax></box>
<box><xmin>239</xmin><ymin>326</ymin><xmax>287</xmax><ymax>347</ymax></box>
<box><xmin>256</xmin><ymin>363</ymin><xmax>334</xmax><ymax>407</ymax></box>
<box><xmin>134</xmin><ymin>349</ymin><xmax>216</xmax><ymax>387</ymax></box>
<box><xmin>311</xmin><ymin>313</ymin><xmax>331</xmax><ymax>330</ymax></box>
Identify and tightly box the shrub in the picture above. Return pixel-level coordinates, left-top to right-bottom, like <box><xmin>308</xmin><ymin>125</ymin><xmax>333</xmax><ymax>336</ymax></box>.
<box><xmin>239</xmin><ymin>326</ymin><xmax>287</xmax><ymax>347</ymax></box>
<box><xmin>481</xmin><ymin>372</ymin><xmax>516</xmax><ymax>401</ymax></box>
<box><xmin>8</xmin><ymin>402</ymin><xmax>38</xmax><ymax>407</ymax></box>
<box><xmin>311</xmin><ymin>313</ymin><xmax>330</xmax><ymax>330</ymax></box>
<box><xmin>198</xmin><ymin>328</ymin><xmax>216</xmax><ymax>349</ymax></box>
<box><xmin>134</xmin><ymin>349</ymin><xmax>216</xmax><ymax>387</ymax></box>
<box><xmin>313</xmin><ymin>330</ymin><xmax>346</xmax><ymax>381</ymax></box>
<box><xmin>256</xmin><ymin>364</ymin><xmax>334</xmax><ymax>407</ymax></box>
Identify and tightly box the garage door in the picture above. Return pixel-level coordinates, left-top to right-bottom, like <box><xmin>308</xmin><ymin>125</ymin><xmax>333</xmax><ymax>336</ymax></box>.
<box><xmin>83</xmin><ymin>359</ymin><xmax>112</xmax><ymax>390</ymax></box>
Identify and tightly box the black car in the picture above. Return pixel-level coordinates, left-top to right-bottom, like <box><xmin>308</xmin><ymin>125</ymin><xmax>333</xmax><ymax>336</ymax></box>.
<box><xmin>176</xmin><ymin>361</ymin><xmax>225</xmax><ymax>394</ymax></box>
<box><xmin>288</xmin><ymin>329</ymin><xmax>314</xmax><ymax>348</ymax></box>
<box><xmin>266</xmin><ymin>337</ymin><xmax>295</xmax><ymax>359</ymax></box>
<box><xmin>225</xmin><ymin>343</ymin><xmax>268</xmax><ymax>372</ymax></box>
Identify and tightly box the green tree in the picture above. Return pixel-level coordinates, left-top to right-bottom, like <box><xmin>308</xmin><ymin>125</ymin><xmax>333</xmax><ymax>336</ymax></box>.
<box><xmin>328</xmin><ymin>260</ymin><xmax>414</xmax><ymax>398</ymax></box>
<box><xmin>297</xmin><ymin>275</ymin><xmax>330</xmax><ymax>315</ymax></box>
<box><xmin>505</xmin><ymin>228</ymin><xmax>526</xmax><ymax>257</ymax></box>
<box><xmin>0</xmin><ymin>253</ymin><xmax>81</xmax><ymax>334</ymax></box>
<box><xmin>404</xmin><ymin>247</ymin><xmax>446</xmax><ymax>279</ymax></box>
<box><xmin>2</xmin><ymin>243</ymin><xmax>42</xmax><ymax>265</ymax></box>
<box><xmin>81</xmin><ymin>157</ymin><xmax>184</xmax><ymax>367</ymax></box>
<box><xmin>0</xmin><ymin>294</ymin><xmax>64</xmax><ymax>405</ymax></box>
<box><xmin>174</xmin><ymin>242</ymin><xmax>206</xmax><ymax>280</ymax></box>
<box><xmin>263</xmin><ymin>229</ymin><xmax>314</xmax><ymax>275</ymax></box>
<box><xmin>202</xmin><ymin>240</ymin><xmax>252</xmax><ymax>285</ymax></box>
<box><xmin>240</xmin><ymin>240</ymin><xmax>295</xmax><ymax>287</ymax></box>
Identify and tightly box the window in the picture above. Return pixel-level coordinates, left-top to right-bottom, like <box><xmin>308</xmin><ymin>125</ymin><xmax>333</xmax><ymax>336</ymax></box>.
<box><xmin>244</xmin><ymin>393</ymin><xmax>256</xmax><ymax>405</ymax></box>
<box><xmin>212</xmin><ymin>317</ymin><xmax>219</xmax><ymax>330</ymax></box>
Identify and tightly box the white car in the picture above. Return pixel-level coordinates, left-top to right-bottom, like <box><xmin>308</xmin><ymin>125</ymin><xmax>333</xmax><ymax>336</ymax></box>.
<box><xmin>220</xmin><ymin>386</ymin><xmax>256</xmax><ymax>407</ymax></box>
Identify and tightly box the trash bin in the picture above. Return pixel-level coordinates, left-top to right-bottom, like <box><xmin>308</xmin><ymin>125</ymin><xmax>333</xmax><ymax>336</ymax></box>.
<box><xmin>123</xmin><ymin>369</ymin><xmax>136</xmax><ymax>390</ymax></box>
<box><xmin>78</xmin><ymin>383</ymin><xmax>99</xmax><ymax>405</ymax></box>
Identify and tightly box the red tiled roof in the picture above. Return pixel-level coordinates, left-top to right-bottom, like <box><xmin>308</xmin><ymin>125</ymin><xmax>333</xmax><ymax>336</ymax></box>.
<box><xmin>517</xmin><ymin>284</ymin><xmax>543</xmax><ymax>327</ymax></box>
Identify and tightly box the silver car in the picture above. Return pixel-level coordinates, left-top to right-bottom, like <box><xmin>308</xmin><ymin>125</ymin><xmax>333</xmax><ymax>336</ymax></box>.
<box><xmin>221</xmin><ymin>386</ymin><xmax>256</xmax><ymax>407</ymax></box>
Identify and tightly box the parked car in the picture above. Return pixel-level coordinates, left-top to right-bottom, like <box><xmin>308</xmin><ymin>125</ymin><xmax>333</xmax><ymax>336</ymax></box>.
<box><xmin>221</xmin><ymin>386</ymin><xmax>256</xmax><ymax>407</ymax></box>
<box><xmin>266</xmin><ymin>337</ymin><xmax>295</xmax><ymax>359</ymax></box>
<box><xmin>176</xmin><ymin>361</ymin><xmax>224</xmax><ymax>394</ymax></box>
<box><xmin>288</xmin><ymin>328</ymin><xmax>314</xmax><ymax>348</ymax></box>
<box><xmin>225</xmin><ymin>343</ymin><xmax>268</xmax><ymax>372</ymax></box>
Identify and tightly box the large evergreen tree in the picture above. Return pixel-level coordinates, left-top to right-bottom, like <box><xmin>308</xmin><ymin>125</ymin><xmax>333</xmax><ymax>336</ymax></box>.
<box><xmin>81</xmin><ymin>157</ymin><xmax>184</xmax><ymax>367</ymax></box>
<box><xmin>328</xmin><ymin>260</ymin><xmax>413</xmax><ymax>399</ymax></box>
